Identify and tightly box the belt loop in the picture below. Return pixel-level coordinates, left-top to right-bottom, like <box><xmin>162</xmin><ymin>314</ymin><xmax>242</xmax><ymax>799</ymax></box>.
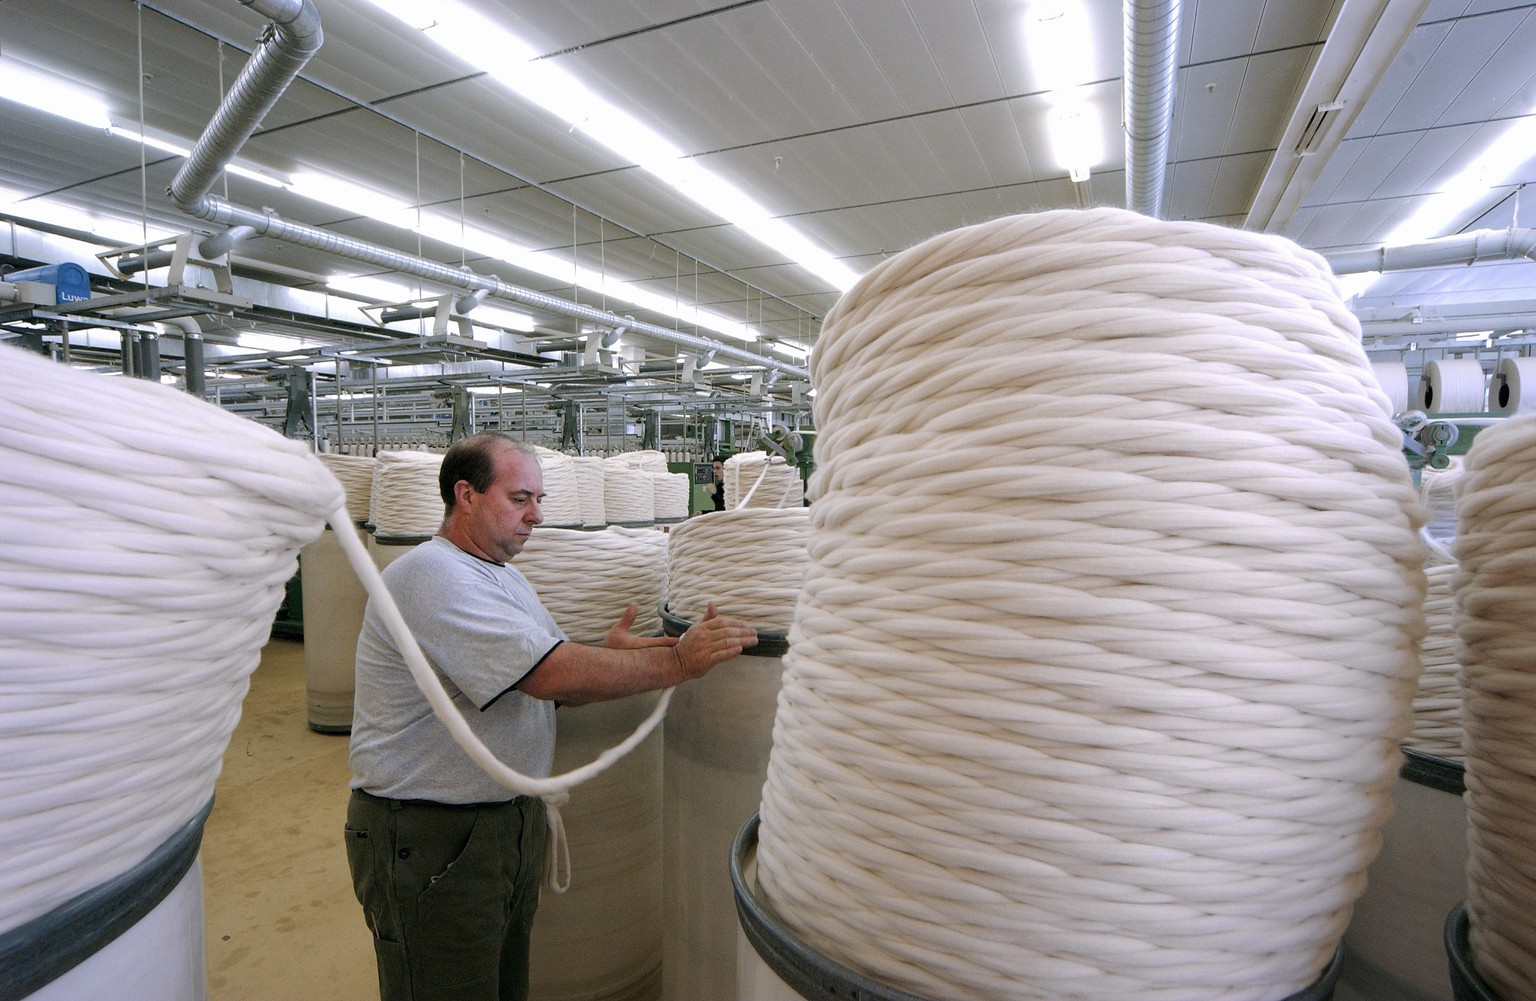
<box><xmin>388</xmin><ymin>798</ymin><xmax>403</xmax><ymax>812</ymax></box>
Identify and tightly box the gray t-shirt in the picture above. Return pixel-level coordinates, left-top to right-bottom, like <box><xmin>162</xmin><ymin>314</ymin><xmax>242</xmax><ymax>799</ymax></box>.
<box><xmin>349</xmin><ymin>536</ymin><xmax>562</xmax><ymax>803</ymax></box>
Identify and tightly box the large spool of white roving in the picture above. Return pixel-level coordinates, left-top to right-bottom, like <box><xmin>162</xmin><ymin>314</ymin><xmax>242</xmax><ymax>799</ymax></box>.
<box><xmin>0</xmin><ymin>344</ymin><xmax>343</xmax><ymax>998</ymax></box>
<box><xmin>1452</xmin><ymin>413</ymin><xmax>1536</xmax><ymax>1001</ymax></box>
<box><xmin>573</xmin><ymin>456</ymin><xmax>608</xmax><ymax>527</ymax></box>
<box><xmin>534</xmin><ymin>447</ymin><xmax>584</xmax><ymax>528</ymax></box>
<box><xmin>1490</xmin><ymin>356</ymin><xmax>1536</xmax><ymax>415</ymax></box>
<box><xmin>368</xmin><ymin>450</ymin><xmax>443</xmax><ymax>539</ymax></box>
<box><xmin>651</xmin><ymin>471</ymin><xmax>691</xmax><ymax>523</ymax></box>
<box><xmin>1418</xmin><ymin>359</ymin><xmax>1487</xmax><ymax>414</ymax></box>
<box><xmin>1370</xmin><ymin>361</ymin><xmax>1411</xmax><ymax>416</ymax></box>
<box><xmin>304</xmin><ymin>452</ymin><xmax>377</xmax><ymax>734</ymax></box>
<box><xmin>725</xmin><ymin>452</ymin><xmax>803</xmax><ymax>510</ymax></box>
<box><xmin>661</xmin><ymin>510</ymin><xmax>806</xmax><ymax>1001</ymax></box>
<box><xmin>517</xmin><ymin>526</ymin><xmax>669</xmax><ymax>1001</ymax></box>
<box><xmin>754</xmin><ymin>207</ymin><xmax>1426</xmax><ymax>1001</ymax></box>
<box><xmin>603</xmin><ymin>461</ymin><xmax>656</xmax><ymax>525</ymax></box>
<box><xmin>1408</xmin><ymin>535</ymin><xmax>1462</xmax><ymax>762</ymax></box>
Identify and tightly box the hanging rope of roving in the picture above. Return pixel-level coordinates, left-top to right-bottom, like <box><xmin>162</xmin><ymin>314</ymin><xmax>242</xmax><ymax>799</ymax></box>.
<box><xmin>1453</xmin><ymin>413</ymin><xmax>1536</xmax><ymax>1001</ymax></box>
<box><xmin>754</xmin><ymin>207</ymin><xmax>1428</xmax><ymax>1001</ymax></box>
<box><xmin>0</xmin><ymin>345</ymin><xmax>672</xmax><ymax>900</ymax></box>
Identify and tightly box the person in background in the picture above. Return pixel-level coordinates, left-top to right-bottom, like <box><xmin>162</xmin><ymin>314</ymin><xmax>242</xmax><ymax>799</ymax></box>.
<box><xmin>345</xmin><ymin>432</ymin><xmax>757</xmax><ymax>1001</ymax></box>
<box><xmin>708</xmin><ymin>456</ymin><xmax>726</xmax><ymax>511</ymax></box>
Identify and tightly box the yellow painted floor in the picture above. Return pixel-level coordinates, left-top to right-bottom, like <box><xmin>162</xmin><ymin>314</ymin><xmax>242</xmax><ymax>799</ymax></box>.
<box><xmin>202</xmin><ymin>637</ymin><xmax>378</xmax><ymax>1000</ymax></box>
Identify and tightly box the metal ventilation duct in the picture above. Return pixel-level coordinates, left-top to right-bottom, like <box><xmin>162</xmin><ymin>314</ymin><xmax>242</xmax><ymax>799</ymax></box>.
<box><xmin>1123</xmin><ymin>0</ymin><xmax>1180</xmax><ymax>217</ymax></box>
<box><xmin>1325</xmin><ymin>229</ymin><xmax>1536</xmax><ymax>275</ymax></box>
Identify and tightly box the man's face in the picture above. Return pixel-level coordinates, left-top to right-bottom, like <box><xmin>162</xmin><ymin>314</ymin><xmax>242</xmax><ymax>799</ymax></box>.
<box><xmin>463</xmin><ymin>447</ymin><xmax>544</xmax><ymax>563</ymax></box>
<box><xmin>713</xmin><ymin>462</ymin><xmax>724</xmax><ymax>480</ymax></box>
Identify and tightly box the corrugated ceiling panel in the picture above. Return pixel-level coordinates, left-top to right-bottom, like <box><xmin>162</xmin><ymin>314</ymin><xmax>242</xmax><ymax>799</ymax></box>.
<box><xmin>1162</xmin><ymin>157</ymin><xmax>1223</xmax><ymax>221</ymax></box>
<box><xmin>1348</xmin><ymin>20</ymin><xmax>1455</xmax><ymax>135</ymax></box>
<box><xmin>1253</xmin><ymin>0</ymin><xmax>1342</xmax><ymax>50</ymax></box>
<box><xmin>1446</xmin><ymin>9</ymin><xmax>1536</xmax><ymax>124</ymax></box>
<box><xmin>1169</xmin><ymin>61</ymin><xmax>1247</xmax><ymax>160</ymax></box>
<box><xmin>1381</xmin><ymin>10</ymin><xmax>1523</xmax><ymax>132</ymax></box>
<box><xmin>903</xmin><ymin>0</ymin><xmax>1003</xmax><ymax>106</ymax></box>
<box><xmin>771</xmin><ymin>0</ymin><xmax>908</xmax><ymax>120</ymax></box>
<box><xmin>1228</xmin><ymin>48</ymin><xmax>1316</xmax><ymax>154</ymax></box>
<box><xmin>835</xmin><ymin>0</ymin><xmax>952</xmax><ymax>113</ymax></box>
<box><xmin>1206</xmin><ymin>151</ymin><xmax>1271</xmax><ymax>220</ymax></box>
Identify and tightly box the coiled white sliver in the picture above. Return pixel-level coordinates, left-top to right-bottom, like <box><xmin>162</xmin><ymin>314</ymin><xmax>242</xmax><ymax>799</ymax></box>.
<box><xmin>370</xmin><ymin>450</ymin><xmax>444</xmax><ymax>537</ymax></box>
<box><xmin>725</xmin><ymin>451</ymin><xmax>803</xmax><ymax>509</ymax></box>
<box><xmin>1369</xmin><ymin>361</ymin><xmax>1410</xmax><ymax>416</ymax></box>
<box><xmin>317</xmin><ymin>451</ymin><xmax>376</xmax><ymax>525</ymax></box>
<box><xmin>1409</xmin><ymin>534</ymin><xmax>1462</xmax><ymax>762</ymax></box>
<box><xmin>1418</xmin><ymin>359</ymin><xmax>1487</xmax><ymax>414</ymax></box>
<box><xmin>572</xmin><ymin>456</ymin><xmax>608</xmax><ymax>527</ymax></box>
<box><xmin>533</xmin><ymin>447</ymin><xmax>584</xmax><ymax>528</ymax></box>
<box><xmin>1491</xmin><ymin>356</ymin><xmax>1536</xmax><ymax>415</ymax></box>
<box><xmin>665</xmin><ymin>508</ymin><xmax>810</xmax><ymax>632</ymax></box>
<box><xmin>604</xmin><ymin>461</ymin><xmax>656</xmax><ymax>524</ymax></box>
<box><xmin>1420</xmin><ymin>458</ymin><xmax>1464</xmax><ymax>544</ymax></box>
<box><xmin>651</xmin><ymin>471</ymin><xmax>691</xmax><ymax>522</ymax></box>
<box><xmin>0</xmin><ymin>346</ymin><xmax>673</xmax><ymax>901</ymax></box>
<box><xmin>0</xmin><ymin>344</ymin><xmax>341</xmax><ymax>935</ymax></box>
<box><xmin>1453</xmin><ymin>413</ymin><xmax>1536</xmax><ymax>1001</ymax></box>
<box><xmin>755</xmin><ymin>207</ymin><xmax>1427</xmax><ymax>1001</ymax></box>
<box><xmin>514</xmin><ymin>527</ymin><xmax>669</xmax><ymax>643</ymax></box>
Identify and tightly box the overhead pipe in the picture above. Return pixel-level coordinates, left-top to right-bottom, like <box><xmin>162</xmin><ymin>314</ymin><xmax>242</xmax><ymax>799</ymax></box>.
<box><xmin>1123</xmin><ymin>0</ymin><xmax>1180</xmax><ymax>217</ymax></box>
<box><xmin>166</xmin><ymin>0</ymin><xmax>808</xmax><ymax>382</ymax></box>
<box><xmin>1325</xmin><ymin>228</ymin><xmax>1536</xmax><ymax>275</ymax></box>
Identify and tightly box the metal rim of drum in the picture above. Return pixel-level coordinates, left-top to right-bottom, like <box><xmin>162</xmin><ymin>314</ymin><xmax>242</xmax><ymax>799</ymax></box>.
<box><xmin>1400</xmin><ymin>747</ymin><xmax>1467</xmax><ymax>795</ymax></box>
<box><xmin>659</xmin><ymin>604</ymin><xmax>790</xmax><ymax>658</ymax></box>
<box><xmin>730</xmin><ymin>813</ymin><xmax>1346</xmax><ymax>1001</ymax></box>
<box><xmin>1444</xmin><ymin>903</ymin><xmax>1502</xmax><ymax>1001</ymax></box>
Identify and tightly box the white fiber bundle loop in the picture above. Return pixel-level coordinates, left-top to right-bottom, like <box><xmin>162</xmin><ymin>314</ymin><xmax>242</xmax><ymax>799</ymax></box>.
<box><xmin>1491</xmin><ymin>356</ymin><xmax>1536</xmax><ymax>415</ymax></box>
<box><xmin>370</xmin><ymin>450</ymin><xmax>443</xmax><ymax>537</ymax></box>
<box><xmin>515</xmin><ymin>527</ymin><xmax>669</xmax><ymax>643</ymax></box>
<box><xmin>533</xmin><ymin>447</ymin><xmax>583</xmax><ymax>527</ymax></box>
<box><xmin>1420</xmin><ymin>458</ymin><xmax>1465</xmax><ymax>544</ymax></box>
<box><xmin>1369</xmin><ymin>361</ymin><xmax>1410</xmax><ymax>416</ymax></box>
<box><xmin>0</xmin><ymin>344</ymin><xmax>342</xmax><ymax>935</ymax></box>
<box><xmin>666</xmin><ymin>509</ymin><xmax>810</xmax><ymax>632</ymax></box>
<box><xmin>1453</xmin><ymin>413</ymin><xmax>1536</xmax><ymax>1001</ymax></box>
<box><xmin>652</xmin><ymin>471</ymin><xmax>691</xmax><ymax>522</ymax></box>
<box><xmin>1409</xmin><ymin>535</ymin><xmax>1462</xmax><ymax>761</ymax></box>
<box><xmin>755</xmin><ymin>207</ymin><xmax>1426</xmax><ymax>1001</ymax></box>
<box><xmin>572</xmin><ymin>456</ymin><xmax>608</xmax><ymax>527</ymax></box>
<box><xmin>1418</xmin><ymin>359</ymin><xmax>1487</xmax><ymax>414</ymax></box>
<box><xmin>604</xmin><ymin>461</ymin><xmax>656</xmax><ymax>524</ymax></box>
<box><xmin>318</xmin><ymin>451</ymin><xmax>376</xmax><ymax>525</ymax></box>
<box><xmin>726</xmin><ymin>451</ymin><xmax>804</xmax><ymax>509</ymax></box>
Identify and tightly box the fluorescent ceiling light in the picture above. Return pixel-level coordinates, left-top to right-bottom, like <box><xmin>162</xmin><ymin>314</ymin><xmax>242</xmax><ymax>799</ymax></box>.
<box><xmin>471</xmin><ymin>305</ymin><xmax>537</xmax><ymax>333</ymax></box>
<box><xmin>289</xmin><ymin>171</ymin><xmax>417</xmax><ymax>227</ymax></box>
<box><xmin>328</xmin><ymin>274</ymin><xmax>421</xmax><ymax>301</ymax></box>
<box><xmin>0</xmin><ymin>187</ymin><xmax>155</xmax><ymax>245</ymax></box>
<box><xmin>0</xmin><ymin>59</ymin><xmax>112</xmax><ymax>129</ymax></box>
<box><xmin>235</xmin><ymin>330</ymin><xmax>308</xmax><ymax>353</ymax></box>
<box><xmin>1025</xmin><ymin>1</ymin><xmax>1093</xmax><ymax>91</ymax></box>
<box><xmin>359</xmin><ymin>0</ymin><xmax>857</xmax><ymax>291</ymax></box>
<box><xmin>107</xmin><ymin>126</ymin><xmax>191</xmax><ymax>157</ymax></box>
<box><xmin>226</xmin><ymin>163</ymin><xmax>287</xmax><ymax>187</ymax></box>
<box><xmin>1048</xmin><ymin>100</ymin><xmax>1100</xmax><ymax>183</ymax></box>
<box><xmin>1334</xmin><ymin>271</ymin><xmax>1379</xmax><ymax>301</ymax></box>
<box><xmin>1383</xmin><ymin>112</ymin><xmax>1536</xmax><ymax>246</ymax></box>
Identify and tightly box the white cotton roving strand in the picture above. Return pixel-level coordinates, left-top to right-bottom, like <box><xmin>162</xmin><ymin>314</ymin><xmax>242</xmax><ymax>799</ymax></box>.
<box><xmin>1453</xmin><ymin>413</ymin><xmax>1536</xmax><ymax>1001</ymax></box>
<box><xmin>755</xmin><ymin>207</ymin><xmax>1426</xmax><ymax>1001</ymax></box>
<box><xmin>514</xmin><ymin>527</ymin><xmax>669</xmax><ymax>643</ymax></box>
<box><xmin>370</xmin><ymin>449</ymin><xmax>444</xmax><ymax>537</ymax></box>
<box><xmin>0</xmin><ymin>343</ymin><xmax>342</xmax><ymax>936</ymax></box>
<box><xmin>666</xmin><ymin>508</ymin><xmax>810</xmax><ymax>632</ymax></box>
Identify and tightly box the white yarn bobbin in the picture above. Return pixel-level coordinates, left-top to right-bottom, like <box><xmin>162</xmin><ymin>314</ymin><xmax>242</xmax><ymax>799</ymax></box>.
<box><xmin>1418</xmin><ymin>359</ymin><xmax>1487</xmax><ymax>414</ymax></box>
<box><xmin>370</xmin><ymin>450</ymin><xmax>443</xmax><ymax>537</ymax></box>
<box><xmin>726</xmin><ymin>452</ymin><xmax>803</xmax><ymax>510</ymax></box>
<box><xmin>1419</xmin><ymin>458</ymin><xmax>1465</xmax><ymax>545</ymax></box>
<box><xmin>1453</xmin><ymin>413</ymin><xmax>1536</xmax><ymax>1001</ymax></box>
<box><xmin>611</xmin><ymin>450</ymin><xmax>669</xmax><ymax>474</ymax></box>
<box><xmin>1370</xmin><ymin>361</ymin><xmax>1411</xmax><ymax>416</ymax></box>
<box><xmin>533</xmin><ymin>447</ymin><xmax>584</xmax><ymax>528</ymax></box>
<box><xmin>1490</xmin><ymin>356</ymin><xmax>1536</xmax><ymax>415</ymax></box>
<box><xmin>756</xmin><ymin>207</ymin><xmax>1426</xmax><ymax>1001</ymax></box>
<box><xmin>317</xmin><ymin>452</ymin><xmax>376</xmax><ymax>525</ymax></box>
<box><xmin>666</xmin><ymin>508</ymin><xmax>810</xmax><ymax>632</ymax></box>
<box><xmin>515</xmin><ymin>527</ymin><xmax>669</xmax><ymax>643</ymax></box>
<box><xmin>651</xmin><ymin>471</ymin><xmax>691</xmax><ymax>522</ymax></box>
<box><xmin>603</xmin><ymin>462</ymin><xmax>655</xmax><ymax>525</ymax></box>
<box><xmin>572</xmin><ymin>456</ymin><xmax>608</xmax><ymax>527</ymax></box>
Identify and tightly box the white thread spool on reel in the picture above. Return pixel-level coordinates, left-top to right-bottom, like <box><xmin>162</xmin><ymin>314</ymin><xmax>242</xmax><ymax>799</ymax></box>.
<box><xmin>1490</xmin><ymin>357</ymin><xmax>1536</xmax><ymax>415</ymax></box>
<box><xmin>1417</xmin><ymin>359</ymin><xmax>1487</xmax><ymax>414</ymax></box>
<box><xmin>1370</xmin><ymin>361</ymin><xmax>1411</xmax><ymax>416</ymax></box>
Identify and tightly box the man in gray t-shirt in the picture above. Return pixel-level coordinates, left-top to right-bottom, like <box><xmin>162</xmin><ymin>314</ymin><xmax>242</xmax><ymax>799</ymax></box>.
<box><xmin>345</xmin><ymin>432</ymin><xmax>756</xmax><ymax>1001</ymax></box>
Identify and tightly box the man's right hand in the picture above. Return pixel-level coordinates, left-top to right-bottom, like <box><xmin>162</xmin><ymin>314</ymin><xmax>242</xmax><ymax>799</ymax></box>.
<box><xmin>674</xmin><ymin>602</ymin><xmax>758</xmax><ymax>681</ymax></box>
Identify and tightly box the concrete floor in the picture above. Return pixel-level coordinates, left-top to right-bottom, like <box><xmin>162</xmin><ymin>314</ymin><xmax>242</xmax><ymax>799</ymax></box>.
<box><xmin>202</xmin><ymin>637</ymin><xmax>378</xmax><ymax>1001</ymax></box>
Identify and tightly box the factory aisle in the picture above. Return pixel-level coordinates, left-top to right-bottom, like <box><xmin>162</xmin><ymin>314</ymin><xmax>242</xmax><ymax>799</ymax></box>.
<box><xmin>202</xmin><ymin>637</ymin><xmax>378</xmax><ymax>1000</ymax></box>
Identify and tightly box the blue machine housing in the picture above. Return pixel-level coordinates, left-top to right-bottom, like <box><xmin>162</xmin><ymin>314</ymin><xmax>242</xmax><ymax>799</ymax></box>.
<box><xmin>5</xmin><ymin>262</ymin><xmax>91</xmax><ymax>303</ymax></box>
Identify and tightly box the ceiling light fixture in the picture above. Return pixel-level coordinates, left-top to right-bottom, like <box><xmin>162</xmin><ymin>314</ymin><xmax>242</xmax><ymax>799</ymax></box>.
<box><xmin>358</xmin><ymin>0</ymin><xmax>859</xmax><ymax>291</ymax></box>
<box><xmin>1382</xmin><ymin>111</ymin><xmax>1536</xmax><ymax>247</ymax></box>
<box><xmin>1023</xmin><ymin>1</ymin><xmax>1102</xmax><ymax>184</ymax></box>
<box><xmin>0</xmin><ymin>59</ymin><xmax>112</xmax><ymax>129</ymax></box>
